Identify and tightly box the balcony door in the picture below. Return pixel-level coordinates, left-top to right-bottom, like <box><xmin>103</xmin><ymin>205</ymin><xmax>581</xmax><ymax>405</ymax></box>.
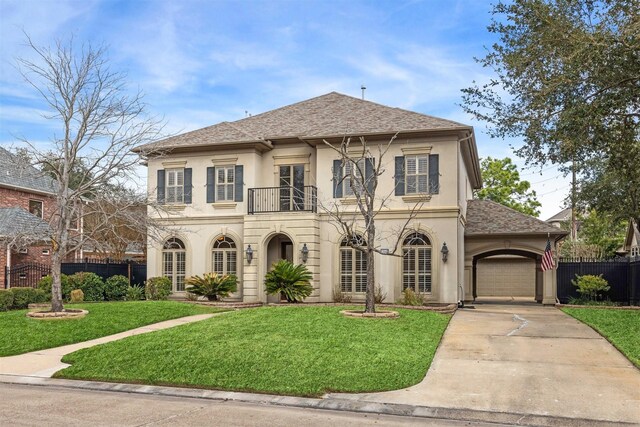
<box><xmin>279</xmin><ymin>164</ymin><xmax>305</xmax><ymax>211</ymax></box>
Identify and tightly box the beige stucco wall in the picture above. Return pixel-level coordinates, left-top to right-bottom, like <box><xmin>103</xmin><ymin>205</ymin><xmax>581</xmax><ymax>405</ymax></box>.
<box><xmin>146</xmin><ymin>133</ymin><xmax>474</xmax><ymax>304</ymax></box>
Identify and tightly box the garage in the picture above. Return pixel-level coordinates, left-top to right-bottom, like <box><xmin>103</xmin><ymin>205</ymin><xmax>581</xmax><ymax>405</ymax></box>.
<box><xmin>476</xmin><ymin>256</ymin><xmax>536</xmax><ymax>297</ymax></box>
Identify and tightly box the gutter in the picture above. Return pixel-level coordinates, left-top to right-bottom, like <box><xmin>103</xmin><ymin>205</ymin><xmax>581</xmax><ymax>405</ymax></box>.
<box><xmin>0</xmin><ymin>183</ymin><xmax>56</xmax><ymax>197</ymax></box>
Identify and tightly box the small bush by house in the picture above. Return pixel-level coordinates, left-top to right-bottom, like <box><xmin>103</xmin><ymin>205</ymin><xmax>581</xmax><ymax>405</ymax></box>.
<box><xmin>145</xmin><ymin>277</ymin><xmax>172</xmax><ymax>300</ymax></box>
<box><xmin>70</xmin><ymin>289</ymin><xmax>84</xmax><ymax>303</ymax></box>
<box><xmin>125</xmin><ymin>286</ymin><xmax>144</xmax><ymax>301</ymax></box>
<box><xmin>572</xmin><ymin>274</ymin><xmax>610</xmax><ymax>302</ymax></box>
<box><xmin>264</xmin><ymin>260</ymin><xmax>313</xmax><ymax>303</ymax></box>
<box><xmin>69</xmin><ymin>272</ymin><xmax>105</xmax><ymax>302</ymax></box>
<box><xmin>38</xmin><ymin>274</ymin><xmax>72</xmax><ymax>301</ymax></box>
<box><xmin>104</xmin><ymin>275</ymin><xmax>129</xmax><ymax>301</ymax></box>
<box><xmin>185</xmin><ymin>273</ymin><xmax>237</xmax><ymax>301</ymax></box>
<box><xmin>0</xmin><ymin>290</ymin><xmax>14</xmax><ymax>311</ymax></box>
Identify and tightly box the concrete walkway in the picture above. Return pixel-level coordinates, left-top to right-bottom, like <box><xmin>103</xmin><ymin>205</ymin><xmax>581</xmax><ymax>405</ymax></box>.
<box><xmin>0</xmin><ymin>313</ymin><xmax>219</xmax><ymax>378</ymax></box>
<box><xmin>329</xmin><ymin>301</ymin><xmax>640</xmax><ymax>424</ymax></box>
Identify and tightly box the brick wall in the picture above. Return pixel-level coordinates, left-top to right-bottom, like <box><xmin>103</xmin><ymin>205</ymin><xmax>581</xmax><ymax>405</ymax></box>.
<box><xmin>0</xmin><ymin>244</ymin><xmax>6</xmax><ymax>288</ymax></box>
<box><xmin>0</xmin><ymin>186</ymin><xmax>56</xmax><ymax>221</ymax></box>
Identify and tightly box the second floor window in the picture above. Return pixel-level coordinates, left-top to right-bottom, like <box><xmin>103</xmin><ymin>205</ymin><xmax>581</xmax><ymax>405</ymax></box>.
<box><xmin>216</xmin><ymin>166</ymin><xmax>235</xmax><ymax>201</ymax></box>
<box><xmin>405</xmin><ymin>155</ymin><xmax>428</xmax><ymax>194</ymax></box>
<box><xmin>29</xmin><ymin>200</ymin><xmax>43</xmax><ymax>218</ymax></box>
<box><xmin>343</xmin><ymin>159</ymin><xmax>365</xmax><ymax>197</ymax></box>
<box><xmin>166</xmin><ymin>169</ymin><xmax>184</xmax><ymax>204</ymax></box>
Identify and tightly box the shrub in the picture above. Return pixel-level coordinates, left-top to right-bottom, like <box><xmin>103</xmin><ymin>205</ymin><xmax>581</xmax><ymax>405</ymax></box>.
<box><xmin>68</xmin><ymin>272</ymin><xmax>105</xmax><ymax>301</ymax></box>
<box><xmin>567</xmin><ymin>296</ymin><xmax>617</xmax><ymax>306</ymax></box>
<box><xmin>0</xmin><ymin>290</ymin><xmax>14</xmax><ymax>311</ymax></box>
<box><xmin>70</xmin><ymin>289</ymin><xmax>84</xmax><ymax>303</ymax></box>
<box><xmin>374</xmin><ymin>285</ymin><xmax>387</xmax><ymax>304</ymax></box>
<box><xmin>145</xmin><ymin>277</ymin><xmax>172</xmax><ymax>300</ymax></box>
<box><xmin>264</xmin><ymin>260</ymin><xmax>313</xmax><ymax>303</ymax></box>
<box><xmin>397</xmin><ymin>288</ymin><xmax>425</xmax><ymax>306</ymax></box>
<box><xmin>572</xmin><ymin>274</ymin><xmax>610</xmax><ymax>301</ymax></box>
<box><xmin>185</xmin><ymin>273</ymin><xmax>237</xmax><ymax>301</ymax></box>
<box><xmin>32</xmin><ymin>289</ymin><xmax>49</xmax><ymax>303</ymax></box>
<box><xmin>125</xmin><ymin>286</ymin><xmax>144</xmax><ymax>301</ymax></box>
<box><xmin>332</xmin><ymin>286</ymin><xmax>352</xmax><ymax>303</ymax></box>
<box><xmin>104</xmin><ymin>275</ymin><xmax>129</xmax><ymax>301</ymax></box>
<box><xmin>9</xmin><ymin>287</ymin><xmax>38</xmax><ymax>309</ymax></box>
<box><xmin>185</xmin><ymin>291</ymin><xmax>199</xmax><ymax>301</ymax></box>
<box><xmin>37</xmin><ymin>274</ymin><xmax>72</xmax><ymax>301</ymax></box>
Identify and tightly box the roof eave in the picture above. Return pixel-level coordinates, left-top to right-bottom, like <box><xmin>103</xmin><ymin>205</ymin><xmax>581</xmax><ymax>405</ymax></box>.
<box><xmin>0</xmin><ymin>182</ymin><xmax>56</xmax><ymax>197</ymax></box>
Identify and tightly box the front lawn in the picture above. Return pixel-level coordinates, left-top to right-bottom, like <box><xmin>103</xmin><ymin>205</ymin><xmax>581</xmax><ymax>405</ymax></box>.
<box><xmin>562</xmin><ymin>307</ymin><xmax>640</xmax><ymax>368</ymax></box>
<box><xmin>57</xmin><ymin>306</ymin><xmax>451</xmax><ymax>397</ymax></box>
<box><xmin>0</xmin><ymin>301</ymin><xmax>224</xmax><ymax>357</ymax></box>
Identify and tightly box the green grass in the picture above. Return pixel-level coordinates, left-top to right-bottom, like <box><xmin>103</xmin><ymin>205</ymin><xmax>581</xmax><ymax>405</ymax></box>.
<box><xmin>562</xmin><ymin>307</ymin><xmax>640</xmax><ymax>368</ymax></box>
<box><xmin>57</xmin><ymin>306</ymin><xmax>451</xmax><ymax>397</ymax></box>
<box><xmin>0</xmin><ymin>301</ymin><xmax>224</xmax><ymax>357</ymax></box>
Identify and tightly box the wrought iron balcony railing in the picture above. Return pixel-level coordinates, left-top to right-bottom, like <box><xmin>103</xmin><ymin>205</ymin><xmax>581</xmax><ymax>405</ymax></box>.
<box><xmin>248</xmin><ymin>185</ymin><xmax>317</xmax><ymax>214</ymax></box>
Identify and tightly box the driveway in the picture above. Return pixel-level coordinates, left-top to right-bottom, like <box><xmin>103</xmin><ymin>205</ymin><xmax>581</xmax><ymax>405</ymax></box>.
<box><xmin>331</xmin><ymin>300</ymin><xmax>640</xmax><ymax>424</ymax></box>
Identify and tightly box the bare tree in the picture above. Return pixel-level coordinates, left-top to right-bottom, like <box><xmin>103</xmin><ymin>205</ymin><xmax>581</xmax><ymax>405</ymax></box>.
<box><xmin>322</xmin><ymin>135</ymin><xmax>426</xmax><ymax>313</ymax></box>
<box><xmin>16</xmin><ymin>35</ymin><xmax>166</xmax><ymax>311</ymax></box>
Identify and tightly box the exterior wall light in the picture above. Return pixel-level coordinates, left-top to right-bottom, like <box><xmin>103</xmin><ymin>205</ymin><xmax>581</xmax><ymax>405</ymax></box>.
<box><xmin>441</xmin><ymin>242</ymin><xmax>449</xmax><ymax>263</ymax></box>
<box><xmin>246</xmin><ymin>245</ymin><xmax>254</xmax><ymax>264</ymax></box>
<box><xmin>301</xmin><ymin>243</ymin><xmax>309</xmax><ymax>263</ymax></box>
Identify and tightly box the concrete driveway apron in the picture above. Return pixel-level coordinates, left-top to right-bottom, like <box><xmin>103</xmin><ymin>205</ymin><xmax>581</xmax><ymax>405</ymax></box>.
<box><xmin>331</xmin><ymin>301</ymin><xmax>640</xmax><ymax>424</ymax></box>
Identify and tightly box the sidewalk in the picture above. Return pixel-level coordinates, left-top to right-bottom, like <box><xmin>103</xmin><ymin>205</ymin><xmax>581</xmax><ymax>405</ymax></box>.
<box><xmin>0</xmin><ymin>313</ymin><xmax>219</xmax><ymax>377</ymax></box>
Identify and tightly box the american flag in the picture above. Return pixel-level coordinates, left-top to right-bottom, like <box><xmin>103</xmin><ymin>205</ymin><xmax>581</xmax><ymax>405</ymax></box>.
<box><xmin>541</xmin><ymin>238</ymin><xmax>554</xmax><ymax>271</ymax></box>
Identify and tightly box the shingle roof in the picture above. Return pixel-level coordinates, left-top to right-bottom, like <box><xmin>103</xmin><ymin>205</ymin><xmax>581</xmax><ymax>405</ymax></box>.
<box><xmin>466</xmin><ymin>199</ymin><xmax>567</xmax><ymax>236</ymax></box>
<box><xmin>135</xmin><ymin>92</ymin><xmax>470</xmax><ymax>151</ymax></box>
<box><xmin>546</xmin><ymin>207</ymin><xmax>572</xmax><ymax>223</ymax></box>
<box><xmin>0</xmin><ymin>147</ymin><xmax>57</xmax><ymax>194</ymax></box>
<box><xmin>0</xmin><ymin>207</ymin><xmax>51</xmax><ymax>239</ymax></box>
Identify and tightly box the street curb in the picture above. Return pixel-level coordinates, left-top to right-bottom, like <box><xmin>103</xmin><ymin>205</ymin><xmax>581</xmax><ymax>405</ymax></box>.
<box><xmin>0</xmin><ymin>375</ymin><xmax>634</xmax><ymax>427</ymax></box>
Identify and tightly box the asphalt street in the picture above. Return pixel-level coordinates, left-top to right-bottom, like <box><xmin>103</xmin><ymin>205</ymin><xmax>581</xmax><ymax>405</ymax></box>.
<box><xmin>0</xmin><ymin>383</ymin><xmax>510</xmax><ymax>426</ymax></box>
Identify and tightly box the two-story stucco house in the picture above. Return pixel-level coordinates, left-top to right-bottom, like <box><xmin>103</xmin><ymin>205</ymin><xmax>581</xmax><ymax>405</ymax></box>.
<box><xmin>135</xmin><ymin>93</ymin><xmax>565</xmax><ymax>304</ymax></box>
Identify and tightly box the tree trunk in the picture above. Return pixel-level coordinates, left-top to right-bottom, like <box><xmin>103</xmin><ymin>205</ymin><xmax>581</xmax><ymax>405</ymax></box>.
<box><xmin>364</xmin><ymin>220</ymin><xmax>376</xmax><ymax>313</ymax></box>
<box><xmin>50</xmin><ymin>248</ymin><xmax>64</xmax><ymax>312</ymax></box>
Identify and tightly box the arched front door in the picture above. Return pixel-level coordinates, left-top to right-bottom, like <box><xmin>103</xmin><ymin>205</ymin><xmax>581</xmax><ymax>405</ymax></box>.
<box><xmin>265</xmin><ymin>233</ymin><xmax>293</xmax><ymax>303</ymax></box>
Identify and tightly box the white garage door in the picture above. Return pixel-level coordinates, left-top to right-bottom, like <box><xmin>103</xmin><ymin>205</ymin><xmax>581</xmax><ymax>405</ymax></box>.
<box><xmin>477</xmin><ymin>256</ymin><xmax>535</xmax><ymax>297</ymax></box>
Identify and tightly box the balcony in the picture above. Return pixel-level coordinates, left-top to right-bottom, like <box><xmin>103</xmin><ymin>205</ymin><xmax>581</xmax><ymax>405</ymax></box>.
<box><xmin>248</xmin><ymin>186</ymin><xmax>317</xmax><ymax>214</ymax></box>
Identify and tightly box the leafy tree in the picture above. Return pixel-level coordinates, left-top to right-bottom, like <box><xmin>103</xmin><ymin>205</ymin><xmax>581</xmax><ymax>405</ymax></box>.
<box><xmin>580</xmin><ymin>210</ymin><xmax>626</xmax><ymax>257</ymax></box>
<box><xmin>461</xmin><ymin>0</ymin><xmax>640</xmax><ymax>226</ymax></box>
<box><xmin>474</xmin><ymin>157</ymin><xmax>541</xmax><ymax>216</ymax></box>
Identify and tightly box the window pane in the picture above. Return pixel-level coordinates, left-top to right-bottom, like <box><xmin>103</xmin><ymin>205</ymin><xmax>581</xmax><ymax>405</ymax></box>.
<box><xmin>227</xmin><ymin>184</ymin><xmax>234</xmax><ymax>200</ymax></box>
<box><xmin>418</xmin><ymin>175</ymin><xmax>428</xmax><ymax>193</ymax></box>
<box><xmin>176</xmin><ymin>171</ymin><xmax>184</xmax><ymax>186</ymax></box>
<box><xmin>406</xmin><ymin>157</ymin><xmax>417</xmax><ymax>175</ymax></box>
<box><xmin>406</xmin><ymin>176</ymin><xmax>416</xmax><ymax>194</ymax></box>
<box><xmin>213</xmin><ymin>251</ymin><xmax>223</xmax><ymax>273</ymax></box>
<box><xmin>227</xmin><ymin>167</ymin><xmax>234</xmax><ymax>183</ymax></box>
<box><xmin>167</xmin><ymin>171</ymin><xmax>175</xmax><ymax>186</ymax></box>
<box><xmin>227</xmin><ymin>252</ymin><xmax>237</xmax><ymax>276</ymax></box>
<box><xmin>217</xmin><ymin>185</ymin><xmax>225</xmax><ymax>201</ymax></box>
<box><xmin>418</xmin><ymin>156</ymin><xmax>428</xmax><ymax>174</ymax></box>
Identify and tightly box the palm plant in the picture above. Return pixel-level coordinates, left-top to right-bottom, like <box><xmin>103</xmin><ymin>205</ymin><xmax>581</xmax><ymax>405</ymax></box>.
<box><xmin>185</xmin><ymin>273</ymin><xmax>237</xmax><ymax>301</ymax></box>
<box><xmin>264</xmin><ymin>260</ymin><xmax>313</xmax><ymax>303</ymax></box>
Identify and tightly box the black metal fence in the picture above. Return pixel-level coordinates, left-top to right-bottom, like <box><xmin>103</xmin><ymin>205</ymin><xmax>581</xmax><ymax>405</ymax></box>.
<box><xmin>248</xmin><ymin>185</ymin><xmax>317</xmax><ymax>214</ymax></box>
<box><xmin>557</xmin><ymin>257</ymin><xmax>640</xmax><ymax>305</ymax></box>
<box><xmin>5</xmin><ymin>258</ymin><xmax>147</xmax><ymax>289</ymax></box>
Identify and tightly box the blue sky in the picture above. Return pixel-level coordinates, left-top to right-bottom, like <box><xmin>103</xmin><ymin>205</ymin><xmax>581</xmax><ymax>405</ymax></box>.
<box><xmin>0</xmin><ymin>0</ymin><xmax>570</xmax><ymax>219</ymax></box>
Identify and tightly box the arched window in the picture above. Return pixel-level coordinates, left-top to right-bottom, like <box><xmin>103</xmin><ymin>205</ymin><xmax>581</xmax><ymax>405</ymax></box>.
<box><xmin>340</xmin><ymin>235</ymin><xmax>367</xmax><ymax>293</ymax></box>
<box><xmin>402</xmin><ymin>232</ymin><xmax>432</xmax><ymax>293</ymax></box>
<box><xmin>212</xmin><ymin>236</ymin><xmax>237</xmax><ymax>277</ymax></box>
<box><xmin>163</xmin><ymin>237</ymin><xmax>186</xmax><ymax>292</ymax></box>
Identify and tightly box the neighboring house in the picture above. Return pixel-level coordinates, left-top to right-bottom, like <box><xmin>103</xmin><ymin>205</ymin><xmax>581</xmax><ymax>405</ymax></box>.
<box><xmin>135</xmin><ymin>92</ymin><xmax>566</xmax><ymax>304</ymax></box>
<box><xmin>621</xmin><ymin>219</ymin><xmax>639</xmax><ymax>258</ymax></box>
<box><xmin>0</xmin><ymin>147</ymin><xmax>57</xmax><ymax>287</ymax></box>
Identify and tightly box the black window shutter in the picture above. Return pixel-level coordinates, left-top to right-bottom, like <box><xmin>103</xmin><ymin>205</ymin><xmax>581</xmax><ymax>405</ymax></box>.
<box><xmin>157</xmin><ymin>170</ymin><xmax>166</xmax><ymax>204</ymax></box>
<box><xmin>429</xmin><ymin>154</ymin><xmax>439</xmax><ymax>194</ymax></box>
<box><xmin>333</xmin><ymin>159</ymin><xmax>343</xmax><ymax>198</ymax></box>
<box><xmin>206</xmin><ymin>167</ymin><xmax>215</xmax><ymax>203</ymax></box>
<box><xmin>184</xmin><ymin>168</ymin><xmax>193</xmax><ymax>204</ymax></box>
<box><xmin>234</xmin><ymin>165</ymin><xmax>243</xmax><ymax>202</ymax></box>
<box><xmin>394</xmin><ymin>156</ymin><xmax>405</xmax><ymax>196</ymax></box>
<box><xmin>365</xmin><ymin>158</ymin><xmax>375</xmax><ymax>193</ymax></box>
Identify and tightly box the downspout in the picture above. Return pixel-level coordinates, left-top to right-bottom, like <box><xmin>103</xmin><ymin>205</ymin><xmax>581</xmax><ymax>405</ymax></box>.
<box><xmin>6</xmin><ymin>245</ymin><xmax>11</xmax><ymax>289</ymax></box>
